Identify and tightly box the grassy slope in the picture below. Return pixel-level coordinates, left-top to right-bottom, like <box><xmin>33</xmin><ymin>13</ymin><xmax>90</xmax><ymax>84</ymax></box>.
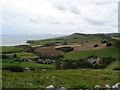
<box><xmin>64</xmin><ymin>46</ymin><xmax>118</xmax><ymax>61</ymax></box>
<box><xmin>2</xmin><ymin>46</ymin><xmax>23</xmax><ymax>53</ymax></box>
<box><xmin>4</xmin><ymin>52</ymin><xmax>39</xmax><ymax>59</ymax></box>
<box><xmin>64</xmin><ymin>46</ymin><xmax>119</xmax><ymax>70</ymax></box>
<box><xmin>2</xmin><ymin>69</ymin><xmax>119</xmax><ymax>88</ymax></box>
<box><xmin>2</xmin><ymin>58</ymin><xmax>55</xmax><ymax>69</ymax></box>
<box><xmin>29</xmin><ymin>33</ymin><xmax>106</xmax><ymax>46</ymax></box>
<box><xmin>105</xmin><ymin>61</ymin><xmax>120</xmax><ymax>70</ymax></box>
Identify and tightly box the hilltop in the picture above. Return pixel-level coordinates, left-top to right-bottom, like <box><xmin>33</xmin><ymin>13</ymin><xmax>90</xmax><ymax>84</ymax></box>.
<box><xmin>27</xmin><ymin>33</ymin><xmax>117</xmax><ymax>46</ymax></box>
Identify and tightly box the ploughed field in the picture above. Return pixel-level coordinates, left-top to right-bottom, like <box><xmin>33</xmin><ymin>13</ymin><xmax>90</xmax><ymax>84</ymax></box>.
<box><xmin>34</xmin><ymin>46</ymin><xmax>64</xmax><ymax>56</ymax></box>
<box><xmin>1</xmin><ymin>33</ymin><xmax>120</xmax><ymax>88</ymax></box>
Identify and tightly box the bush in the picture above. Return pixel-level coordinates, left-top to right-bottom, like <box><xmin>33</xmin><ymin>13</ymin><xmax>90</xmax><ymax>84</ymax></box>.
<box><xmin>3</xmin><ymin>66</ymin><xmax>25</xmax><ymax>72</ymax></box>
<box><xmin>101</xmin><ymin>40</ymin><xmax>108</xmax><ymax>44</ymax></box>
<box><xmin>114</xmin><ymin>40</ymin><xmax>120</xmax><ymax>48</ymax></box>
<box><xmin>63</xmin><ymin>40</ymin><xmax>67</xmax><ymax>45</ymax></box>
<box><xmin>0</xmin><ymin>55</ymin><xmax>9</xmax><ymax>59</ymax></box>
<box><xmin>94</xmin><ymin>44</ymin><xmax>98</xmax><ymax>48</ymax></box>
<box><xmin>102</xmin><ymin>57</ymin><xmax>115</xmax><ymax>65</ymax></box>
<box><xmin>13</xmin><ymin>54</ymin><xmax>17</xmax><ymax>58</ymax></box>
<box><xmin>113</xmin><ymin>67</ymin><xmax>120</xmax><ymax>71</ymax></box>
<box><xmin>106</xmin><ymin>43</ymin><xmax>112</xmax><ymax>47</ymax></box>
<box><xmin>56</xmin><ymin>47</ymin><xmax>74</xmax><ymax>52</ymax></box>
<box><xmin>44</xmin><ymin>42</ymin><xmax>55</xmax><ymax>46</ymax></box>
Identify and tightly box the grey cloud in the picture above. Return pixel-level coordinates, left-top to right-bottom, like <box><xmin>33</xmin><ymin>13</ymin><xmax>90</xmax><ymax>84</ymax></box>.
<box><xmin>29</xmin><ymin>18</ymin><xmax>38</xmax><ymax>22</ymax></box>
<box><xmin>53</xmin><ymin>3</ymin><xmax>80</xmax><ymax>14</ymax></box>
<box><xmin>95</xmin><ymin>2</ymin><xmax>116</xmax><ymax>5</ymax></box>
<box><xmin>47</xmin><ymin>16</ymin><xmax>60</xmax><ymax>24</ymax></box>
<box><xmin>70</xmin><ymin>8</ymin><xmax>80</xmax><ymax>14</ymax></box>
<box><xmin>85</xmin><ymin>18</ymin><xmax>104</xmax><ymax>25</ymax></box>
<box><xmin>70</xmin><ymin>6</ymin><xmax>81</xmax><ymax>14</ymax></box>
<box><xmin>55</xmin><ymin>5</ymin><xmax>66</xmax><ymax>10</ymax></box>
<box><xmin>29</xmin><ymin>16</ymin><xmax>60</xmax><ymax>24</ymax></box>
<box><xmin>53</xmin><ymin>3</ymin><xmax>66</xmax><ymax>11</ymax></box>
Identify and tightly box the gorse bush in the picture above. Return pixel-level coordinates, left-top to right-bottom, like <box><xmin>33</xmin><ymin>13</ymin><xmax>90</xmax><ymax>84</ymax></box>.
<box><xmin>3</xmin><ymin>66</ymin><xmax>25</xmax><ymax>72</ymax></box>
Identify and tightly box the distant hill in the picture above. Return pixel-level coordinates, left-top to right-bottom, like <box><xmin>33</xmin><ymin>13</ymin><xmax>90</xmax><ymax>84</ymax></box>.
<box><xmin>27</xmin><ymin>33</ymin><xmax>116</xmax><ymax>46</ymax></box>
<box><xmin>104</xmin><ymin>33</ymin><xmax>120</xmax><ymax>37</ymax></box>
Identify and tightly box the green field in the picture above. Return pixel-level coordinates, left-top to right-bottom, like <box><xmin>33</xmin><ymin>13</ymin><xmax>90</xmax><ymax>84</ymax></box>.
<box><xmin>2</xmin><ymin>46</ymin><xmax>23</xmax><ymax>53</ymax></box>
<box><xmin>105</xmin><ymin>61</ymin><xmax>120</xmax><ymax>70</ymax></box>
<box><xmin>2</xmin><ymin>58</ymin><xmax>55</xmax><ymax>69</ymax></box>
<box><xmin>2</xmin><ymin>69</ymin><xmax>119</xmax><ymax>88</ymax></box>
<box><xmin>64</xmin><ymin>46</ymin><xmax>119</xmax><ymax>61</ymax></box>
<box><xmin>4</xmin><ymin>52</ymin><xmax>39</xmax><ymax>59</ymax></box>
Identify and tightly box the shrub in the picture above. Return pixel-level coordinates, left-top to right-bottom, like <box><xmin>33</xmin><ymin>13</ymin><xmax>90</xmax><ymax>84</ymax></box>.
<box><xmin>56</xmin><ymin>47</ymin><xmax>74</xmax><ymax>52</ymax></box>
<box><xmin>102</xmin><ymin>57</ymin><xmax>115</xmax><ymax>65</ymax></box>
<box><xmin>3</xmin><ymin>66</ymin><xmax>25</xmax><ymax>72</ymax></box>
<box><xmin>44</xmin><ymin>42</ymin><xmax>55</xmax><ymax>46</ymax></box>
<box><xmin>88</xmin><ymin>55</ymin><xmax>97</xmax><ymax>59</ymax></box>
<box><xmin>106</xmin><ymin>43</ymin><xmax>112</xmax><ymax>47</ymax></box>
<box><xmin>113</xmin><ymin>67</ymin><xmax>120</xmax><ymax>71</ymax></box>
<box><xmin>94</xmin><ymin>44</ymin><xmax>99</xmax><ymax>48</ymax></box>
<box><xmin>101</xmin><ymin>40</ymin><xmax>108</xmax><ymax>44</ymax></box>
<box><xmin>0</xmin><ymin>55</ymin><xmax>9</xmax><ymax>59</ymax></box>
<box><xmin>13</xmin><ymin>54</ymin><xmax>17</xmax><ymax>58</ymax></box>
<box><xmin>63</xmin><ymin>40</ymin><xmax>67</xmax><ymax>45</ymax></box>
<box><xmin>114</xmin><ymin>40</ymin><xmax>120</xmax><ymax>48</ymax></box>
<box><xmin>26</xmin><ymin>40</ymin><xmax>35</xmax><ymax>44</ymax></box>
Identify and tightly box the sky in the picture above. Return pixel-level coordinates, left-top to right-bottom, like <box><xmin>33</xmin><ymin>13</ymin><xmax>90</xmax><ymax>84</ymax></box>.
<box><xmin>0</xmin><ymin>0</ymin><xmax>119</xmax><ymax>35</ymax></box>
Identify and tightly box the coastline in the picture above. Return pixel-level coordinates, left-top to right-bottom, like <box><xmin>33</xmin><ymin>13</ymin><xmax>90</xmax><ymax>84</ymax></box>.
<box><xmin>1</xmin><ymin>34</ymin><xmax>64</xmax><ymax>46</ymax></box>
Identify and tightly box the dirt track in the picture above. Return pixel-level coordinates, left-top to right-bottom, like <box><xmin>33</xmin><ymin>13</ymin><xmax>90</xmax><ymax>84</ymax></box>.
<box><xmin>55</xmin><ymin>44</ymin><xmax>81</xmax><ymax>48</ymax></box>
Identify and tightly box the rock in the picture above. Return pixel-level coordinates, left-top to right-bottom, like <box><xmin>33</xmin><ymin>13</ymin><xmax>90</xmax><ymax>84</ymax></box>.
<box><xmin>95</xmin><ymin>85</ymin><xmax>101</xmax><ymax>89</ymax></box>
<box><xmin>112</xmin><ymin>82</ymin><xmax>120</xmax><ymax>88</ymax></box>
<box><xmin>59</xmin><ymin>87</ymin><xmax>67</xmax><ymax>90</ymax></box>
<box><xmin>104</xmin><ymin>85</ymin><xmax>111</xmax><ymax>88</ymax></box>
<box><xmin>46</xmin><ymin>85</ymin><xmax>55</xmax><ymax>90</ymax></box>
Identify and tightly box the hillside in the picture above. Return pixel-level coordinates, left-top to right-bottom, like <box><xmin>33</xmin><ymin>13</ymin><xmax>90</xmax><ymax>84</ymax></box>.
<box><xmin>2</xmin><ymin>33</ymin><xmax>120</xmax><ymax>88</ymax></box>
<box><xmin>27</xmin><ymin>33</ymin><xmax>114</xmax><ymax>46</ymax></box>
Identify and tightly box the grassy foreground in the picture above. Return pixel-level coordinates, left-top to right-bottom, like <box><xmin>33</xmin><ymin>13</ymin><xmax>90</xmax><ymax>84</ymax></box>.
<box><xmin>2</xmin><ymin>69</ymin><xmax>119</xmax><ymax>88</ymax></box>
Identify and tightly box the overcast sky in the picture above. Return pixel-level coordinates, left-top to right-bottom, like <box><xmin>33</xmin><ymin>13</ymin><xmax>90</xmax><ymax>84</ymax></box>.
<box><xmin>0</xmin><ymin>0</ymin><xmax>119</xmax><ymax>35</ymax></box>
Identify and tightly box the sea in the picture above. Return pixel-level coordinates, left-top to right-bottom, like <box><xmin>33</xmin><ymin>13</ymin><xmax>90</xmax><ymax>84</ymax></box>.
<box><xmin>1</xmin><ymin>34</ymin><xmax>63</xmax><ymax>46</ymax></box>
